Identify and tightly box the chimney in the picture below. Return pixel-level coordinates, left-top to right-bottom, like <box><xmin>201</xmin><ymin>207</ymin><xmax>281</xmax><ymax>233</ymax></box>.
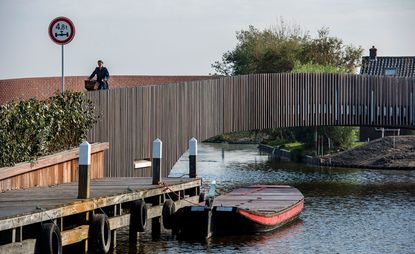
<box><xmin>369</xmin><ymin>46</ymin><xmax>377</xmax><ymax>61</ymax></box>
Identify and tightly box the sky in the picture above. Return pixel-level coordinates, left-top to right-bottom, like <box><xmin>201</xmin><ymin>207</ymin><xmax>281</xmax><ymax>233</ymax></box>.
<box><xmin>0</xmin><ymin>0</ymin><xmax>414</xmax><ymax>79</ymax></box>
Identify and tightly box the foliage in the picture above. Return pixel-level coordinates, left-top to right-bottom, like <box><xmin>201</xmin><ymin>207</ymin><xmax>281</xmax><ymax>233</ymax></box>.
<box><xmin>204</xmin><ymin>131</ymin><xmax>262</xmax><ymax>143</ymax></box>
<box><xmin>291</xmin><ymin>61</ymin><xmax>348</xmax><ymax>74</ymax></box>
<box><xmin>281</xmin><ymin>141</ymin><xmax>304</xmax><ymax>150</ymax></box>
<box><xmin>212</xmin><ymin>21</ymin><xmax>363</xmax><ymax>75</ymax></box>
<box><xmin>0</xmin><ymin>91</ymin><xmax>97</xmax><ymax>167</ymax></box>
<box><xmin>320</xmin><ymin>126</ymin><xmax>358</xmax><ymax>150</ymax></box>
<box><xmin>264</xmin><ymin>126</ymin><xmax>358</xmax><ymax>152</ymax></box>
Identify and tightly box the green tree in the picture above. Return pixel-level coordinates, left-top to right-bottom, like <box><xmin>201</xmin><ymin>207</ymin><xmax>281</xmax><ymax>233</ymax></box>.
<box><xmin>212</xmin><ymin>22</ymin><xmax>363</xmax><ymax>75</ymax></box>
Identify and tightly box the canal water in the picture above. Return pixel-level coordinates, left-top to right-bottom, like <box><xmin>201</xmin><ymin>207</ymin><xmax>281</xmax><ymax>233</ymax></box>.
<box><xmin>114</xmin><ymin>143</ymin><xmax>415</xmax><ymax>254</ymax></box>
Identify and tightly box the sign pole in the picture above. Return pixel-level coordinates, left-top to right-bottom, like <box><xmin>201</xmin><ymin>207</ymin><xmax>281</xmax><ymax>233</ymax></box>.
<box><xmin>48</xmin><ymin>16</ymin><xmax>75</xmax><ymax>95</ymax></box>
<box><xmin>61</xmin><ymin>44</ymin><xmax>64</xmax><ymax>94</ymax></box>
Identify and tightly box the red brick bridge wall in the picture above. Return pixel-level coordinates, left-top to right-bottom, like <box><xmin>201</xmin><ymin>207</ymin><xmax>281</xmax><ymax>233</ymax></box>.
<box><xmin>0</xmin><ymin>75</ymin><xmax>216</xmax><ymax>104</ymax></box>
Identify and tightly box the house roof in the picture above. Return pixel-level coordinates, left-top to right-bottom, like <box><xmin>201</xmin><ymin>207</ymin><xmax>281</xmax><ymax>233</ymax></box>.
<box><xmin>360</xmin><ymin>56</ymin><xmax>415</xmax><ymax>77</ymax></box>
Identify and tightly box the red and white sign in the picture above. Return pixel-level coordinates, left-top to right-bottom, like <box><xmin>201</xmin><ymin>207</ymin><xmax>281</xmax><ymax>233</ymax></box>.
<box><xmin>48</xmin><ymin>16</ymin><xmax>75</xmax><ymax>45</ymax></box>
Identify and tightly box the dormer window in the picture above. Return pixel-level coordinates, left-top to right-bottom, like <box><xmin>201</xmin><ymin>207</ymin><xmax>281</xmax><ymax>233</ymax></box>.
<box><xmin>384</xmin><ymin>68</ymin><xmax>396</xmax><ymax>76</ymax></box>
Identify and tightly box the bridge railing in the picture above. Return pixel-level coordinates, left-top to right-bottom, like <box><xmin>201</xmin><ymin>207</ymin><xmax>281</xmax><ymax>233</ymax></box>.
<box><xmin>86</xmin><ymin>73</ymin><xmax>415</xmax><ymax>177</ymax></box>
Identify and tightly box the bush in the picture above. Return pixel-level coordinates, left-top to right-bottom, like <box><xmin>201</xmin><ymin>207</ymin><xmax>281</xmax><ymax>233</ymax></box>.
<box><xmin>0</xmin><ymin>91</ymin><xmax>97</xmax><ymax>167</ymax></box>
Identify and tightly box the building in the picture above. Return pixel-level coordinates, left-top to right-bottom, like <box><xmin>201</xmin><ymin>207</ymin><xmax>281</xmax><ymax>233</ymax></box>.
<box><xmin>359</xmin><ymin>46</ymin><xmax>415</xmax><ymax>140</ymax></box>
<box><xmin>360</xmin><ymin>46</ymin><xmax>415</xmax><ymax>77</ymax></box>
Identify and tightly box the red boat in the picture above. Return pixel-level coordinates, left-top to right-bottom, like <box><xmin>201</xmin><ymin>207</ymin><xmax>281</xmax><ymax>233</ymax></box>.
<box><xmin>173</xmin><ymin>185</ymin><xmax>304</xmax><ymax>239</ymax></box>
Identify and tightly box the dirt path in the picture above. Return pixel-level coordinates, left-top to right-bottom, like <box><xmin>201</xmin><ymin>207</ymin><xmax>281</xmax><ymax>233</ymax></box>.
<box><xmin>321</xmin><ymin>136</ymin><xmax>415</xmax><ymax>169</ymax></box>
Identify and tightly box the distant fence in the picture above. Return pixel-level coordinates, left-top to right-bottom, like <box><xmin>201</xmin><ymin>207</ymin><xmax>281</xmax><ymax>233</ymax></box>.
<box><xmin>86</xmin><ymin>73</ymin><xmax>415</xmax><ymax>177</ymax></box>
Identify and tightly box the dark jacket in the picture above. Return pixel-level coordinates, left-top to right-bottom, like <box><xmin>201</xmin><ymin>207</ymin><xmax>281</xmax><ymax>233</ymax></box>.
<box><xmin>89</xmin><ymin>67</ymin><xmax>109</xmax><ymax>82</ymax></box>
<box><xmin>89</xmin><ymin>67</ymin><xmax>110</xmax><ymax>90</ymax></box>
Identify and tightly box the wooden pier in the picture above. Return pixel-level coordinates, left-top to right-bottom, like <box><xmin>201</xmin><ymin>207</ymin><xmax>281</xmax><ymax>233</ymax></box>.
<box><xmin>0</xmin><ymin>177</ymin><xmax>201</xmax><ymax>253</ymax></box>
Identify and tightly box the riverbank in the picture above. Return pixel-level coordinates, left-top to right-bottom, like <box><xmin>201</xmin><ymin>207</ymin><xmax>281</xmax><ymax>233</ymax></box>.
<box><xmin>321</xmin><ymin>136</ymin><xmax>415</xmax><ymax>170</ymax></box>
<box><xmin>205</xmin><ymin>132</ymin><xmax>415</xmax><ymax>170</ymax></box>
<box><xmin>204</xmin><ymin>131</ymin><xmax>265</xmax><ymax>144</ymax></box>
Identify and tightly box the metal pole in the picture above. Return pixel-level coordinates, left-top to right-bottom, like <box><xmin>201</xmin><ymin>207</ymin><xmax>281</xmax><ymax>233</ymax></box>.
<box><xmin>61</xmin><ymin>44</ymin><xmax>64</xmax><ymax>94</ymax></box>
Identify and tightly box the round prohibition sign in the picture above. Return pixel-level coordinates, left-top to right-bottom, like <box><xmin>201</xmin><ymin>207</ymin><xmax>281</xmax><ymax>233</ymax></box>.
<box><xmin>48</xmin><ymin>17</ymin><xmax>76</xmax><ymax>45</ymax></box>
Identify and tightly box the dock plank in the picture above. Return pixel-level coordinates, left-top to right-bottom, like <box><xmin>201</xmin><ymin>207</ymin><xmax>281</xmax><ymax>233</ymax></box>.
<box><xmin>0</xmin><ymin>177</ymin><xmax>201</xmax><ymax>231</ymax></box>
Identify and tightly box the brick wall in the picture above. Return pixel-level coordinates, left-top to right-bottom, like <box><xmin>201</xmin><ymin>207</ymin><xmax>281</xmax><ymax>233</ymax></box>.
<box><xmin>0</xmin><ymin>75</ymin><xmax>217</xmax><ymax>104</ymax></box>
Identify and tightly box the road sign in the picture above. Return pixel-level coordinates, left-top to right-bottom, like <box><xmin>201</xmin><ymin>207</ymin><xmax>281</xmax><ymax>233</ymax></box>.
<box><xmin>48</xmin><ymin>17</ymin><xmax>75</xmax><ymax>45</ymax></box>
<box><xmin>48</xmin><ymin>17</ymin><xmax>75</xmax><ymax>94</ymax></box>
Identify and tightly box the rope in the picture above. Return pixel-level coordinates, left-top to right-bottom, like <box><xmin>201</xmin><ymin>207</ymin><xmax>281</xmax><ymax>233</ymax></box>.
<box><xmin>92</xmin><ymin>199</ymin><xmax>108</xmax><ymax>216</ymax></box>
<box><xmin>158</xmin><ymin>181</ymin><xmax>201</xmax><ymax>206</ymax></box>
<box><xmin>35</xmin><ymin>206</ymin><xmax>59</xmax><ymax>228</ymax></box>
<box><xmin>168</xmin><ymin>173</ymin><xmax>192</xmax><ymax>178</ymax></box>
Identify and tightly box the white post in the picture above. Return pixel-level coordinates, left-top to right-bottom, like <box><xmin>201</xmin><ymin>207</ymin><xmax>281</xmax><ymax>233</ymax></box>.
<box><xmin>189</xmin><ymin>137</ymin><xmax>197</xmax><ymax>178</ymax></box>
<box><xmin>78</xmin><ymin>141</ymin><xmax>91</xmax><ymax>199</ymax></box>
<box><xmin>152</xmin><ymin>138</ymin><xmax>162</xmax><ymax>185</ymax></box>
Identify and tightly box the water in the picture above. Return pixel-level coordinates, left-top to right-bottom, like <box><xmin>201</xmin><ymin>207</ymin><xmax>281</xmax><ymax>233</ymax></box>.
<box><xmin>114</xmin><ymin>143</ymin><xmax>415</xmax><ymax>254</ymax></box>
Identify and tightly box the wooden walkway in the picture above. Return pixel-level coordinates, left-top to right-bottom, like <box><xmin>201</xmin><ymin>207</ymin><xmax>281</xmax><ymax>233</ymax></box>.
<box><xmin>0</xmin><ymin>177</ymin><xmax>201</xmax><ymax>253</ymax></box>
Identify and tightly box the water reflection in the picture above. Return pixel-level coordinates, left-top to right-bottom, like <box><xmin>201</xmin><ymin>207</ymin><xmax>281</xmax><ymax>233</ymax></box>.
<box><xmin>114</xmin><ymin>143</ymin><xmax>415</xmax><ymax>254</ymax></box>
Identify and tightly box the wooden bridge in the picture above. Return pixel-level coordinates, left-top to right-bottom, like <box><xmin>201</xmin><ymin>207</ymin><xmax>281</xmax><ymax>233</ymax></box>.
<box><xmin>86</xmin><ymin>73</ymin><xmax>415</xmax><ymax>177</ymax></box>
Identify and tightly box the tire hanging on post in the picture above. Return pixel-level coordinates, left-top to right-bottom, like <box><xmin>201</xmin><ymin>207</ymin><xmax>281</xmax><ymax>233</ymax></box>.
<box><xmin>89</xmin><ymin>214</ymin><xmax>111</xmax><ymax>254</ymax></box>
<box><xmin>130</xmin><ymin>200</ymin><xmax>147</xmax><ymax>232</ymax></box>
<box><xmin>162</xmin><ymin>199</ymin><xmax>176</xmax><ymax>230</ymax></box>
<box><xmin>39</xmin><ymin>222</ymin><xmax>62</xmax><ymax>254</ymax></box>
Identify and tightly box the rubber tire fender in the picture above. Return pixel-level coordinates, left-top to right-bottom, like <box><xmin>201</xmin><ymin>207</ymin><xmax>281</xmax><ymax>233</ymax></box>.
<box><xmin>130</xmin><ymin>200</ymin><xmax>147</xmax><ymax>232</ymax></box>
<box><xmin>162</xmin><ymin>199</ymin><xmax>176</xmax><ymax>229</ymax></box>
<box><xmin>39</xmin><ymin>223</ymin><xmax>62</xmax><ymax>254</ymax></box>
<box><xmin>89</xmin><ymin>214</ymin><xmax>111</xmax><ymax>254</ymax></box>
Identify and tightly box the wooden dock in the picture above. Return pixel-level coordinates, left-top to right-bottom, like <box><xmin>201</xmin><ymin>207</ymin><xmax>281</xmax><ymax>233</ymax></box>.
<box><xmin>0</xmin><ymin>177</ymin><xmax>201</xmax><ymax>253</ymax></box>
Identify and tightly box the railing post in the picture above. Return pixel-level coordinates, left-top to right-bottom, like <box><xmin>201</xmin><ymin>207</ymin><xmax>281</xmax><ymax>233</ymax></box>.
<box><xmin>152</xmin><ymin>138</ymin><xmax>162</xmax><ymax>185</ymax></box>
<box><xmin>189</xmin><ymin>137</ymin><xmax>197</xmax><ymax>178</ymax></box>
<box><xmin>78</xmin><ymin>141</ymin><xmax>91</xmax><ymax>199</ymax></box>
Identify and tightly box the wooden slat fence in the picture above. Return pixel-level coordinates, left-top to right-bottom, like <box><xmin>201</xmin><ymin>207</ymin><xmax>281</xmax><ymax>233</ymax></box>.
<box><xmin>86</xmin><ymin>73</ymin><xmax>415</xmax><ymax>177</ymax></box>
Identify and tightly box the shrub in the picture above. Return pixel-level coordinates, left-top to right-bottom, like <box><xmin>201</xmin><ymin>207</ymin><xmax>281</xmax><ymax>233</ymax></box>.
<box><xmin>0</xmin><ymin>91</ymin><xmax>97</xmax><ymax>167</ymax></box>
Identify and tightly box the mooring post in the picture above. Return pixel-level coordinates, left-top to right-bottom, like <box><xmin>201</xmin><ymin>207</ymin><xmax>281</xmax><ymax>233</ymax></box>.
<box><xmin>189</xmin><ymin>137</ymin><xmax>197</xmax><ymax>178</ymax></box>
<box><xmin>151</xmin><ymin>217</ymin><xmax>161</xmax><ymax>240</ymax></box>
<box><xmin>78</xmin><ymin>141</ymin><xmax>91</xmax><ymax>199</ymax></box>
<box><xmin>152</xmin><ymin>138</ymin><xmax>162</xmax><ymax>185</ymax></box>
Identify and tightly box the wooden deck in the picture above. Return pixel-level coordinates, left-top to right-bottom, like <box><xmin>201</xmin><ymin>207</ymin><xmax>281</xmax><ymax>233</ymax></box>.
<box><xmin>213</xmin><ymin>185</ymin><xmax>303</xmax><ymax>211</ymax></box>
<box><xmin>0</xmin><ymin>177</ymin><xmax>201</xmax><ymax>253</ymax></box>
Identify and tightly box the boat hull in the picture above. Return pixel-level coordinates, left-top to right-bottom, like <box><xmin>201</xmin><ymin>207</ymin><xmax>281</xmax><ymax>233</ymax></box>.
<box><xmin>213</xmin><ymin>200</ymin><xmax>304</xmax><ymax>235</ymax></box>
<box><xmin>173</xmin><ymin>185</ymin><xmax>304</xmax><ymax>239</ymax></box>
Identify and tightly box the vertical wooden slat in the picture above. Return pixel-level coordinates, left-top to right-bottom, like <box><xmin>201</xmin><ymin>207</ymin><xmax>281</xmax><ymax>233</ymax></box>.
<box><xmin>85</xmin><ymin>74</ymin><xmax>414</xmax><ymax>177</ymax></box>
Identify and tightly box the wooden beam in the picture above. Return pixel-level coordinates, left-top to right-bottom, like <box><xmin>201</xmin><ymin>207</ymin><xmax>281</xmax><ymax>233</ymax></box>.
<box><xmin>134</xmin><ymin>160</ymin><xmax>151</xmax><ymax>169</ymax></box>
<box><xmin>0</xmin><ymin>178</ymin><xmax>201</xmax><ymax>231</ymax></box>
<box><xmin>0</xmin><ymin>239</ymin><xmax>36</xmax><ymax>254</ymax></box>
<box><xmin>0</xmin><ymin>142</ymin><xmax>109</xmax><ymax>181</ymax></box>
<box><xmin>55</xmin><ymin>196</ymin><xmax>200</xmax><ymax>246</ymax></box>
<box><xmin>61</xmin><ymin>225</ymin><xmax>89</xmax><ymax>246</ymax></box>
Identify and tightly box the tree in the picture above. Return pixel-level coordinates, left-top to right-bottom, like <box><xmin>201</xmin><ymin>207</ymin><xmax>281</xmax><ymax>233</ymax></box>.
<box><xmin>212</xmin><ymin>21</ymin><xmax>363</xmax><ymax>75</ymax></box>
